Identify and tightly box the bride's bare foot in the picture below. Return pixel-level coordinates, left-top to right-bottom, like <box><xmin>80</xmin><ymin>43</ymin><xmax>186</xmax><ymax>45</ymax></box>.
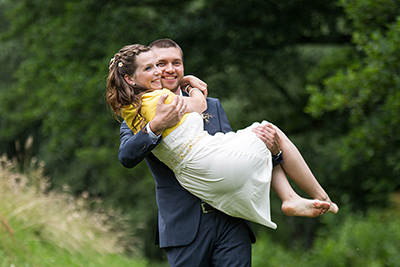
<box><xmin>318</xmin><ymin>196</ymin><xmax>339</xmax><ymax>214</ymax></box>
<box><xmin>281</xmin><ymin>198</ymin><xmax>331</xmax><ymax>218</ymax></box>
<box><xmin>328</xmin><ymin>202</ymin><xmax>339</xmax><ymax>214</ymax></box>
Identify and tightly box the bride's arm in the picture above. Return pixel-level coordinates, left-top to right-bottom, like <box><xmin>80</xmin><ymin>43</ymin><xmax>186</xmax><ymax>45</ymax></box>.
<box><xmin>182</xmin><ymin>86</ymin><xmax>207</xmax><ymax>114</ymax></box>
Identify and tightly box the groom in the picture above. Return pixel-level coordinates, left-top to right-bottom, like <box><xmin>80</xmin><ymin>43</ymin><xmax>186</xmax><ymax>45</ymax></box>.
<box><xmin>118</xmin><ymin>38</ymin><xmax>281</xmax><ymax>266</ymax></box>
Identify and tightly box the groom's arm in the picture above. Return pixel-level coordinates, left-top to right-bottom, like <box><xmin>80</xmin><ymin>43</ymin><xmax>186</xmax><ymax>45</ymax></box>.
<box><xmin>118</xmin><ymin>94</ymin><xmax>186</xmax><ymax>168</ymax></box>
<box><xmin>118</xmin><ymin>122</ymin><xmax>160</xmax><ymax>168</ymax></box>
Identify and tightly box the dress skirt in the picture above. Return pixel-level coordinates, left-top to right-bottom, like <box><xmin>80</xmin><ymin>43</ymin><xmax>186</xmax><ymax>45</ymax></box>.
<box><xmin>153</xmin><ymin>112</ymin><xmax>277</xmax><ymax>228</ymax></box>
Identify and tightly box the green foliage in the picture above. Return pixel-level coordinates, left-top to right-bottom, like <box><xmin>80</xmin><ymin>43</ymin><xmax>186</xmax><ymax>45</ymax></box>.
<box><xmin>176</xmin><ymin>0</ymin><xmax>348</xmax><ymax>132</ymax></box>
<box><xmin>253</xmin><ymin>197</ymin><xmax>400</xmax><ymax>267</ymax></box>
<box><xmin>306</xmin><ymin>0</ymin><xmax>400</xmax><ymax>209</ymax></box>
<box><xmin>311</xmin><ymin>211</ymin><xmax>400</xmax><ymax>266</ymax></box>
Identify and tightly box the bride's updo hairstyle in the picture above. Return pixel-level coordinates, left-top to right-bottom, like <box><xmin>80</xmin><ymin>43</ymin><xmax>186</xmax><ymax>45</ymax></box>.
<box><xmin>106</xmin><ymin>44</ymin><xmax>151</xmax><ymax>127</ymax></box>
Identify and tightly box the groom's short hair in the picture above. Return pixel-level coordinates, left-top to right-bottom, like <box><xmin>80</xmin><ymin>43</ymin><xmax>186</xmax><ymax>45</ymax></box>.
<box><xmin>149</xmin><ymin>38</ymin><xmax>184</xmax><ymax>59</ymax></box>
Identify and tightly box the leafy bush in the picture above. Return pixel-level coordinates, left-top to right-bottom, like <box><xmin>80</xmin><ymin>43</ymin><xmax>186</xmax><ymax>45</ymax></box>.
<box><xmin>310</xmin><ymin>205</ymin><xmax>400</xmax><ymax>266</ymax></box>
<box><xmin>253</xmin><ymin>197</ymin><xmax>400</xmax><ymax>267</ymax></box>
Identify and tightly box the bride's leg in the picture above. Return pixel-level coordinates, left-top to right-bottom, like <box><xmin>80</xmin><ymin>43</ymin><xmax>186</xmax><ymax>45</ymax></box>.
<box><xmin>273</xmin><ymin>126</ymin><xmax>339</xmax><ymax>213</ymax></box>
<box><xmin>271</xmin><ymin>165</ymin><xmax>331</xmax><ymax>217</ymax></box>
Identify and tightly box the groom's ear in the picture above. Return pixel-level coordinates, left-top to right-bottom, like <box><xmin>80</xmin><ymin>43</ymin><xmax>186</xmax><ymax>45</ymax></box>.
<box><xmin>124</xmin><ymin>75</ymin><xmax>136</xmax><ymax>86</ymax></box>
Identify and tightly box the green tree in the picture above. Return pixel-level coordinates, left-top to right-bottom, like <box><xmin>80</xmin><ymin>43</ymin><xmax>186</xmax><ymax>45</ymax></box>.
<box><xmin>167</xmin><ymin>0</ymin><xmax>349</xmax><ymax>129</ymax></box>
<box><xmin>306</xmin><ymin>0</ymin><xmax>400</xmax><ymax>210</ymax></box>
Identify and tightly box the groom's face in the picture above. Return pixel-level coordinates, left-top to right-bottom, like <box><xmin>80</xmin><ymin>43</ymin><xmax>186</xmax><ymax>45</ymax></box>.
<box><xmin>151</xmin><ymin>47</ymin><xmax>184</xmax><ymax>94</ymax></box>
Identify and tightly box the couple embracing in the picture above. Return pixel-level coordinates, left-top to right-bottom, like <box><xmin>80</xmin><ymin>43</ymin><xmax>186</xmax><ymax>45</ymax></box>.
<box><xmin>106</xmin><ymin>38</ymin><xmax>338</xmax><ymax>267</ymax></box>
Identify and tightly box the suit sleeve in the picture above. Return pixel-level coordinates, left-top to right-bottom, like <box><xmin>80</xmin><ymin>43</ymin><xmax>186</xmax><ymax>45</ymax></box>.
<box><xmin>118</xmin><ymin>120</ymin><xmax>161</xmax><ymax>168</ymax></box>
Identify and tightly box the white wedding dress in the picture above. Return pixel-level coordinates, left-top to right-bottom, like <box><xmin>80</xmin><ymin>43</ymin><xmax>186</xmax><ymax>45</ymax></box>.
<box><xmin>152</xmin><ymin>112</ymin><xmax>277</xmax><ymax>228</ymax></box>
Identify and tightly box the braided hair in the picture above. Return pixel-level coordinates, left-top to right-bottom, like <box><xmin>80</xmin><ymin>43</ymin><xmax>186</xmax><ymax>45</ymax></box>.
<box><xmin>106</xmin><ymin>44</ymin><xmax>151</xmax><ymax>130</ymax></box>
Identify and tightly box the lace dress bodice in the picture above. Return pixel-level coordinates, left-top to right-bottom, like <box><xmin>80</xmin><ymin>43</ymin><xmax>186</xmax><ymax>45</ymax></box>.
<box><xmin>153</xmin><ymin>112</ymin><xmax>208</xmax><ymax>174</ymax></box>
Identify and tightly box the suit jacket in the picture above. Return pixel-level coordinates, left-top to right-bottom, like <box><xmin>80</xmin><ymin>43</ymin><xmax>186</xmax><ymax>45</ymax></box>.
<box><xmin>118</xmin><ymin>96</ymin><xmax>256</xmax><ymax>248</ymax></box>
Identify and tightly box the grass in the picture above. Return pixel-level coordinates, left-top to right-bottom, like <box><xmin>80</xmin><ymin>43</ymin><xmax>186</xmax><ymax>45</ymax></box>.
<box><xmin>0</xmin><ymin>154</ymin><xmax>148</xmax><ymax>266</ymax></box>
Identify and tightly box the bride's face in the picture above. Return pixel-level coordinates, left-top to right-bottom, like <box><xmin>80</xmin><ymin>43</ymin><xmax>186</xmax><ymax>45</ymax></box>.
<box><xmin>132</xmin><ymin>51</ymin><xmax>162</xmax><ymax>90</ymax></box>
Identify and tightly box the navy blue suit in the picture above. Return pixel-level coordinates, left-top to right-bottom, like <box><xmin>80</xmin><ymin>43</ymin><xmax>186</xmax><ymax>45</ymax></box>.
<box><xmin>119</xmin><ymin>96</ymin><xmax>255</xmax><ymax>266</ymax></box>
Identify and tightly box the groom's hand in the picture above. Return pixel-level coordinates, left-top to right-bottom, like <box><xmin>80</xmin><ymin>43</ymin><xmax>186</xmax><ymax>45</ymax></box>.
<box><xmin>252</xmin><ymin>124</ymin><xmax>281</xmax><ymax>155</ymax></box>
<box><xmin>149</xmin><ymin>94</ymin><xmax>187</xmax><ymax>136</ymax></box>
<box><xmin>181</xmin><ymin>75</ymin><xmax>208</xmax><ymax>97</ymax></box>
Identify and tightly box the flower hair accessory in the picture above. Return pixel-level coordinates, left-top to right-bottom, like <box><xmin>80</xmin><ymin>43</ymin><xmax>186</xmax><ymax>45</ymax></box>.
<box><xmin>109</xmin><ymin>57</ymin><xmax>123</xmax><ymax>69</ymax></box>
<box><xmin>109</xmin><ymin>57</ymin><xmax>115</xmax><ymax>69</ymax></box>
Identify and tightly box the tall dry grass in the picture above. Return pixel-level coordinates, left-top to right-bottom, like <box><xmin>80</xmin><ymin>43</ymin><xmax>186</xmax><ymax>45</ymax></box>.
<box><xmin>0</xmin><ymin>145</ymin><xmax>140</xmax><ymax>260</ymax></box>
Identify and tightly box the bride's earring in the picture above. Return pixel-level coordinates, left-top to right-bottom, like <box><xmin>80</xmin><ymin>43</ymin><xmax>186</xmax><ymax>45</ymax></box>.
<box><xmin>124</xmin><ymin>75</ymin><xmax>136</xmax><ymax>86</ymax></box>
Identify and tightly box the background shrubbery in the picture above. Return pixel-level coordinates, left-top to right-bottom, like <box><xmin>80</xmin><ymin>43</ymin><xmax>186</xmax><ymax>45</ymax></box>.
<box><xmin>253</xmin><ymin>197</ymin><xmax>400</xmax><ymax>267</ymax></box>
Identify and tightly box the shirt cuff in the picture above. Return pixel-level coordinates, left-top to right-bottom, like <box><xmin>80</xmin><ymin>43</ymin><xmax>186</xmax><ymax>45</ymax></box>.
<box><xmin>146</xmin><ymin>123</ymin><xmax>161</xmax><ymax>142</ymax></box>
